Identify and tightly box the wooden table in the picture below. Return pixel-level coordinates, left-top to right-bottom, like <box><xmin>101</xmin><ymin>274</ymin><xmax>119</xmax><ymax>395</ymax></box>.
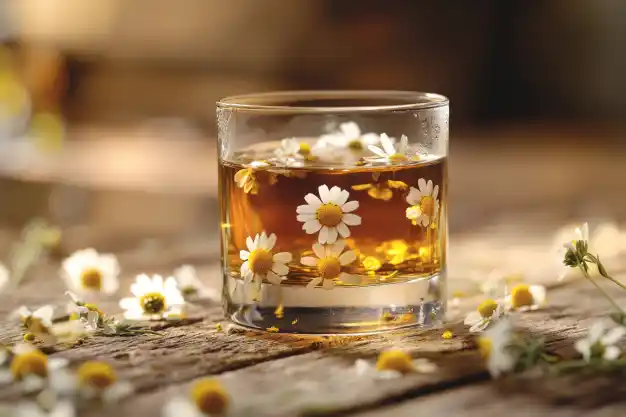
<box><xmin>1</xmin><ymin>128</ymin><xmax>626</xmax><ymax>416</ymax></box>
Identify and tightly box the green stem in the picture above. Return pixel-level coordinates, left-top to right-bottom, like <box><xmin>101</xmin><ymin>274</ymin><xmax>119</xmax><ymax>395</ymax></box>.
<box><xmin>603</xmin><ymin>275</ymin><xmax>626</xmax><ymax>292</ymax></box>
<box><xmin>579</xmin><ymin>264</ymin><xmax>626</xmax><ymax>316</ymax></box>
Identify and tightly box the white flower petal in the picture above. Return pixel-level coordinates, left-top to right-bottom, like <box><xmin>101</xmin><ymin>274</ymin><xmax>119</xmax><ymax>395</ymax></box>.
<box><xmin>304</xmin><ymin>193</ymin><xmax>323</xmax><ymax>208</ymax></box>
<box><xmin>297</xmin><ymin>205</ymin><xmax>318</xmax><ymax>215</ymax></box>
<box><xmin>432</xmin><ymin>184</ymin><xmax>439</xmax><ymax>200</ymax></box>
<box><xmin>604</xmin><ymin>345</ymin><xmax>621</xmax><ymax>361</ymax></box>
<box><xmin>321</xmin><ymin>279</ymin><xmax>335</xmax><ymax>290</ymax></box>
<box><xmin>273</xmin><ymin>252</ymin><xmax>292</xmax><ymax>263</ymax></box>
<box><xmin>312</xmin><ymin>243</ymin><xmax>325</xmax><ymax>258</ymax></box>
<box><xmin>342</xmin><ymin>200</ymin><xmax>359</xmax><ymax>212</ymax></box>
<box><xmin>329</xmin><ymin>240</ymin><xmax>346</xmax><ymax>257</ymax></box>
<box><xmin>271</xmin><ymin>263</ymin><xmax>289</xmax><ymax>276</ymax></box>
<box><xmin>529</xmin><ymin>285</ymin><xmax>546</xmax><ymax>305</ymax></box>
<box><xmin>319</xmin><ymin>185</ymin><xmax>332</xmax><ymax>204</ymax></box>
<box><xmin>380</xmin><ymin>133</ymin><xmax>395</xmax><ymax>156</ymax></box>
<box><xmin>319</xmin><ymin>226</ymin><xmax>330</xmax><ymax>244</ymax></box>
<box><xmin>301</xmin><ymin>257</ymin><xmax>318</xmax><ymax>267</ymax></box>
<box><xmin>375</xmin><ymin>370</ymin><xmax>403</xmax><ymax>380</ymax></box>
<box><xmin>336</xmin><ymin>222</ymin><xmax>350</xmax><ymax>239</ymax></box>
<box><xmin>33</xmin><ymin>305</ymin><xmax>54</xmax><ymax>325</ymax></box>
<box><xmin>588</xmin><ymin>321</ymin><xmax>606</xmax><ymax>342</ymax></box>
<box><xmin>354</xmin><ymin>359</ymin><xmax>372</xmax><ymax>376</ymax></box>
<box><xmin>338</xmin><ymin>250</ymin><xmax>357</xmax><ymax>265</ymax></box>
<box><xmin>163</xmin><ymin>397</ymin><xmax>201</xmax><ymax>417</ymax></box>
<box><xmin>464</xmin><ymin>311</ymin><xmax>482</xmax><ymax>326</ymax></box>
<box><xmin>240</xmin><ymin>250</ymin><xmax>250</xmax><ymax>261</ymax></box>
<box><xmin>574</xmin><ymin>339</ymin><xmax>591</xmax><ymax>360</ymax></box>
<box><xmin>246</xmin><ymin>236</ymin><xmax>256</xmax><ymax>252</ymax></box>
<box><xmin>413</xmin><ymin>358</ymin><xmax>438</xmax><ymax>373</ymax></box>
<box><xmin>602</xmin><ymin>326</ymin><xmax>626</xmax><ymax>345</ymax></box>
<box><xmin>326</xmin><ymin>227</ymin><xmax>339</xmax><ymax>244</ymax></box>
<box><xmin>297</xmin><ymin>214</ymin><xmax>316</xmax><ymax>222</ymax></box>
<box><xmin>336</xmin><ymin>190</ymin><xmax>350</xmax><ymax>206</ymax></box>
<box><xmin>342</xmin><ymin>213</ymin><xmax>361</xmax><ymax>226</ymax></box>
<box><xmin>303</xmin><ymin>220</ymin><xmax>322</xmax><ymax>234</ymax></box>
<box><xmin>307</xmin><ymin>277</ymin><xmax>322</xmax><ymax>288</ymax></box>
<box><xmin>266</xmin><ymin>271</ymin><xmax>284</xmax><ymax>285</ymax></box>
<box><xmin>266</xmin><ymin>233</ymin><xmax>277</xmax><ymax>250</ymax></box>
<box><xmin>368</xmin><ymin>145</ymin><xmax>388</xmax><ymax>158</ymax></box>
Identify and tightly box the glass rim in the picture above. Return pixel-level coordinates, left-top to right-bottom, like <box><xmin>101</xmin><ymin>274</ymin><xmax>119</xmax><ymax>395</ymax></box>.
<box><xmin>216</xmin><ymin>90</ymin><xmax>448</xmax><ymax>114</ymax></box>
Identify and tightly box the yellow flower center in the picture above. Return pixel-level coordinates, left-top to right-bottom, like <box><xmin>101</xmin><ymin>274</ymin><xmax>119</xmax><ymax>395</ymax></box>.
<box><xmin>77</xmin><ymin>361</ymin><xmax>117</xmax><ymax>390</ymax></box>
<box><xmin>318</xmin><ymin>257</ymin><xmax>342</xmax><ymax>279</ymax></box>
<box><xmin>11</xmin><ymin>351</ymin><xmax>48</xmax><ymax>380</ymax></box>
<box><xmin>316</xmin><ymin>203</ymin><xmax>343</xmax><ymax>227</ymax></box>
<box><xmin>376</xmin><ymin>350</ymin><xmax>414</xmax><ymax>374</ymax></box>
<box><xmin>348</xmin><ymin>139</ymin><xmax>363</xmax><ymax>150</ymax></box>
<box><xmin>477</xmin><ymin>337</ymin><xmax>492</xmax><ymax>358</ymax></box>
<box><xmin>477</xmin><ymin>299</ymin><xmax>498</xmax><ymax>318</ymax></box>
<box><xmin>419</xmin><ymin>196</ymin><xmax>435</xmax><ymax>217</ymax></box>
<box><xmin>389</xmin><ymin>153</ymin><xmax>408</xmax><ymax>162</ymax></box>
<box><xmin>511</xmin><ymin>285</ymin><xmax>534</xmax><ymax>308</ymax></box>
<box><xmin>139</xmin><ymin>292</ymin><xmax>167</xmax><ymax>315</ymax></box>
<box><xmin>298</xmin><ymin>143</ymin><xmax>311</xmax><ymax>156</ymax></box>
<box><xmin>191</xmin><ymin>379</ymin><xmax>229</xmax><ymax>415</ymax></box>
<box><xmin>247</xmin><ymin>249</ymin><xmax>273</xmax><ymax>275</ymax></box>
<box><xmin>23</xmin><ymin>333</ymin><xmax>36</xmax><ymax>342</ymax></box>
<box><xmin>84</xmin><ymin>303</ymin><xmax>104</xmax><ymax>318</ymax></box>
<box><xmin>80</xmin><ymin>268</ymin><xmax>103</xmax><ymax>290</ymax></box>
<box><xmin>442</xmin><ymin>330</ymin><xmax>453</xmax><ymax>339</ymax></box>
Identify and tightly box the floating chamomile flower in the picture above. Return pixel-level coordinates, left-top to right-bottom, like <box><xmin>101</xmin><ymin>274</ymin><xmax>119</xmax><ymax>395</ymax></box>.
<box><xmin>477</xmin><ymin>318</ymin><xmax>517</xmax><ymax>378</ymax></box>
<box><xmin>234</xmin><ymin>161</ymin><xmax>277</xmax><ymax>195</ymax></box>
<box><xmin>301</xmin><ymin>240</ymin><xmax>361</xmax><ymax>289</ymax></box>
<box><xmin>318</xmin><ymin>121</ymin><xmax>380</xmax><ymax>151</ymax></box>
<box><xmin>174</xmin><ymin>265</ymin><xmax>220</xmax><ymax>302</ymax></box>
<box><xmin>163</xmin><ymin>378</ymin><xmax>230</xmax><ymax>417</ymax></box>
<box><xmin>464</xmin><ymin>299</ymin><xmax>504</xmax><ymax>332</ymax></box>
<box><xmin>575</xmin><ymin>321</ymin><xmax>626</xmax><ymax>362</ymax></box>
<box><xmin>239</xmin><ymin>232</ymin><xmax>292</xmax><ymax>289</ymax></box>
<box><xmin>61</xmin><ymin>248</ymin><xmax>120</xmax><ymax>296</ymax></box>
<box><xmin>15</xmin><ymin>400</ymin><xmax>76</xmax><ymax>417</ymax></box>
<box><xmin>367</xmin><ymin>133</ymin><xmax>409</xmax><ymax>163</ymax></box>
<box><xmin>273</xmin><ymin>137</ymin><xmax>313</xmax><ymax>164</ymax></box>
<box><xmin>296</xmin><ymin>185</ymin><xmax>361</xmax><ymax>244</ymax></box>
<box><xmin>0</xmin><ymin>262</ymin><xmax>9</xmax><ymax>292</ymax></box>
<box><xmin>119</xmin><ymin>274</ymin><xmax>185</xmax><ymax>321</ymax></box>
<box><xmin>1</xmin><ymin>343</ymin><xmax>69</xmax><ymax>393</ymax></box>
<box><xmin>355</xmin><ymin>349</ymin><xmax>437</xmax><ymax>379</ymax></box>
<box><xmin>506</xmin><ymin>284</ymin><xmax>546</xmax><ymax>311</ymax></box>
<box><xmin>352</xmin><ymin>172</ymin><xmax>408</xmax><ymax>201</ymax></box>
<box><xmin>406</xmin><ymin>178</ymin><xmax>440</xmax><ymax>227</ymax></box>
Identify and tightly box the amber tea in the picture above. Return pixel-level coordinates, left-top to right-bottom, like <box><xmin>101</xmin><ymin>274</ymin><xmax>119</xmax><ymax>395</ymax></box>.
<box><xmin>220</xmin><ymin>127</ymin><xmax>447</xmax><ymax>334</ymax></box>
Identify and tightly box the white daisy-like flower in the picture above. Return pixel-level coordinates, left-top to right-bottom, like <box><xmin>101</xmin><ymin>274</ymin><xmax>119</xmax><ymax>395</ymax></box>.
<box><xmin>575</xmin><ymin>321</ymin><xmax>626</xmax><ymax>362</ymax></box>
<box><xmin>51</xmin><ymin>361</ymin><xmax>133</xmax><ymax>402</ymax></box>
<box><xmin>273</xmin><ymin>138</ymin><xmax>313</xmax><ymax>165</ymax></box>
<box><xmin>163</xmin><ymin>378</ymin><xmax>229</xmax><ymax>417</ymax></box>
<box><xmin>0</xmin><ymin>344</ymin><xmax>69</xmax><ymax>393</ymax></box>
<box><xmin>15</xmin><ymin>400</ymin><xmax>76</xmax><ymax>417</ymax></box>
<box><xmin>318</xmin><ymin>122</ymin><xmax>380</xmax><ymax>151</ymax></box>
<box><xmin>296</xmin><ymin>185</ymin><xmax>361</xmax><ymax>244</ymax></box>
<box><xmin>174</xmin><ymin>265</ymin><xmax>220</xmax><ymax>302</ymax></box>
<box><xmin>239</xmin><ymin>232</ymin><xmax>292</xmax><ymax>289</ymax></box>
<box><xmin>506</xmin><ymin>284</ymin><xmax>546</xmax><ymax>311</ymax></box>
<box><xmin>354</xmin><ymin>350</ymin><xmax>438</xmax><ymax>379</ymax></box>
<box><xmin>49</xmin><ymin>319</ymin><xmax>92</xmax><ymax>345</ymax></box>
<box><xmin>478</xmin><ymin>318</ymin><xmax>517</xmax><ymax>378</ymax></box>
<box><xmin>557</xmin><ymin>222</ymin><xmax>589</xmax><ymax>280</ymax></box>
<box><xmin>406</xmin><ymin>178</ymin><xmax>440</xmax><ymax>227</ymax></box>
<box><xmin>0</xmin><ymin>262</ymin><xmax>9</xmax><ymax>292</ymax></box>
<box><xmin>301</xmin><ymin>240</ymin><xmax>361</xmax><ymax>289</ymax></box>
<box><xmin>464</xmin><ymin>299</ymin><xmax>505</xmax><ymax>332</ymax></box>
<box><xmin>367</xmin><ymin>133</ymin><xmax>409</xmax><ymax>162</ymax></box>
<box><xmin>60</xmin><ymin>248</ymin><xmax>120</xmax><ymax>296</ymax></box>
<box><xmin>119</xmin><ymin>274</ymin><xmax>185</xmax><ymax>320</ymax></box>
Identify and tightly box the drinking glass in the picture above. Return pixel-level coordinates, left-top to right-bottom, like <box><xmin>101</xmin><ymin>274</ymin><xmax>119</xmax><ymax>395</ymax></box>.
<box><xmin>217</xmin><ymin>91</ymin><xmax>449</xmax><ymax>334</ymax></box>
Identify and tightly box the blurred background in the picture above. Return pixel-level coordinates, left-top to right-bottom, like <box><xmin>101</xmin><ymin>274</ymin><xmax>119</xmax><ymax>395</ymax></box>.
<box><xmin>1</xmin><ymin>0</ymin><xmax>626</xmax><ymax>272</ymax></box>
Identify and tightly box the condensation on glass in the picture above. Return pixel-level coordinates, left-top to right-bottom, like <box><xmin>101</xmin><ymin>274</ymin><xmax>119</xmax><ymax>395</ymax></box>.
<box><xmin>217</xmin><ymin>91</ymin><xmax>449</xmax><ymax>334</ymax></box>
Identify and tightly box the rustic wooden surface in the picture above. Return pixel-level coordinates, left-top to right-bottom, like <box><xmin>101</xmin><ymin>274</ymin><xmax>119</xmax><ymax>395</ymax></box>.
<box><xmin>1</xmin><ymin>131</ymin><xmax>626</xmax><ymax>416</ymax></box>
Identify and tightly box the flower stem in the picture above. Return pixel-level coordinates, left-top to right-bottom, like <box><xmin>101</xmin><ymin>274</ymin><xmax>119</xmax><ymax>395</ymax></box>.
<box><xmin>603</xmin><ymin>275</ymin><xmax>626</xmax><ymax>292</ymax></box>
<box><xmin>578</xmin><ymin>264</ymin><xmax>626</xmax><ymax>316</ymax></box>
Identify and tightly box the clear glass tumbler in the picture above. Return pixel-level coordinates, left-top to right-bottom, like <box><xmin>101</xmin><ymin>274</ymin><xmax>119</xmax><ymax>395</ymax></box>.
<box><xmin>217</xmin><ymin>91</ymin><xmax>449</xmax><ymax>334</ymax></box>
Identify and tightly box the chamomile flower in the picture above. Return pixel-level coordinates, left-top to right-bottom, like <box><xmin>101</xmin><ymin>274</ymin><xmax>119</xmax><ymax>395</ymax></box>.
<box><xmin>296</xmin><ymin>185</ymin><xmax>361</xmax><ymax>244</ymax></box>
<box><xmin>65</xmin><ymin>291</ymin><xmax>102</xmax><ymax>330</ymax></box>
<box><xmin>15</xmin><ymin>400</ymin><xmax>76</xmax><ymax>417</ymax></box>
<box><xmin>367</xmin><ymin>133</ymin><xmax>409</xmax><ymax>163</ymax></box>
<box><xmin>174</xmin><ymin>265</ymin><xmax>220</xmax><ymax>302</ymax></box>
<box><xmin>119</xmin><ymin>274</ymin><xmax>185</xmax><ymax>321</ymax></box>
<box><xmin>273</xmin><ymin>138</ymin><xmax>313</xmax><ymax>164</ymax></box>
<box><xmin>406</xmin><ymin>178</ymin><xmax>440</xmax><ymax>227</ymax></box>
<box><xmin>49</xmin><ymin>320</ymin><xmax>92</xmax><ymax>345</ymax></box>
<box><xmin>0</xmin><ymin>262</ymin><xmax>9</xmax><ymax>292</ymax></box>
<box><xmin>239</xmin><ymin>232</ymin><xmax>292</xmax><ymax>289</ymax></box>
<box><xmin>301</xmin><ymin>240</ymin><xmax>360</xmax><ymax>289</ymax></box>
<box><xmin>233</xmin><ymin>161</ymin><xmax>277</xmax><ymax>195</ymax></box>
<box><xmin>60</xmin><ymin>248</ymin><xmax>120</xmax><ymax>296</ymax></box>
<box><xmin>477</xmin><ymin>318</ymin><xmax>517</xmax><ymax>378</ymax></box>
<box><xmin>163</xmin><ymin>378</ymin><xmax>229</xmax><ymax>417</ymax></box>
<box><xmin>52</xmin><ymin>361</ymin><xmax>133</xmax><ymax>402</ymax></box>
<box><xmin>12</xmin><ymin>305</ymin><xmax>55</xmax><ymax>344</ymax></box>
<box><xmin>506</xmin><ymin>284</ymin><xmax>546</xmax><ymax>311</ymax></box>
<box><xmin>354</xmin><ymin>350</ymin><xmax>437</xmax><ymax>379</ymax></box>
<box><xmin>464</xmin><ymin>299</ymin><xmax>505</xmax><ymax>332</ymax></box>
<box><xmin>575</xmin><ymin>321</ymin><xmax>626</xmax><ymax>362</ymax></box>
<box><xmin>318</xmin><ymin>122</ymin><xmax>380</xmax><ymax>151</ymax></box>
<box><xmin>1</xmin><ymin>344</ymin><xmax>69</xmax><ymax>393</ymax></box>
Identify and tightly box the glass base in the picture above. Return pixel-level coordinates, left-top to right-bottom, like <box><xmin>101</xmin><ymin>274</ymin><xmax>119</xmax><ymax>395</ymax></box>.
<box><xmin>224</xmin><ymin>272</ymin><xmax>445</xmax><ymax>335</ymax></box>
